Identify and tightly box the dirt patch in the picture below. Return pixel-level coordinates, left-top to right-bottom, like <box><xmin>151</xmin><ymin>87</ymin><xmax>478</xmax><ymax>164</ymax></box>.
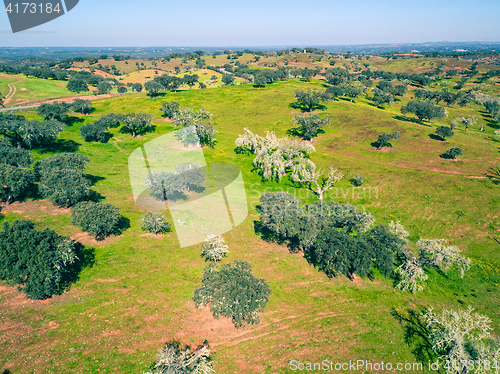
<box><xmin>158</xmin><ymin>118</ymin><xmax>173</xmax><ymax>122</ymax></box>
<box><xmin>0</xmin><ymin>200</ymin><xmax>70</xmax><ymax>216</ymax></box>
<box><xmin>70</xmin><ymin>232</ymin><xmax>116</xmax><ymax>246</ymax></box>
<box><xmin>140</xmin><ymin>233</ymin><xmax>165</xmax><ymax>239</ymax></box>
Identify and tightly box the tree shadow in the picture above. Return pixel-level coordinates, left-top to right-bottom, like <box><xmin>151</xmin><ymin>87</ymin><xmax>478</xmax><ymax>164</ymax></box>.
<box><xmin>39</xmin><ymin>139</ymin><xmax>80</xmax><ymax>154</ymax></box>
<box><xmin>429</xmin><ymin>134</ymin><xmax>445</xmax><ymax>141</ymax></box>
<box><xmin>111</xmin><ymin>216</ymin><xmax>131</xmax><ymax>238</ymax></box>
<box><xmin>393</xmin><ymin>115</ymin><xmax>430</xmax><ymax>126</ymax></box>
<box><xmin>62</xmin><ymin>242</ymin><xmax>95</xmax><ymax>290</ymax></box>
<box><xmin>253</xmin><ymin>220</ymin><xmax>287</xmax><ymax>246</ymax></box>
<box><xmin>65</xmin><ymin>116</ymin><xmax>85</xmax><ymax>126</ymax></box>
<box><xmin>84</xmin><ymin>174</ymin><xmax>106</xmax><ymax>186</ymax></box>
<box><xmin>288</xmin><ymin>102</ymin><xmax>327</xmax><ymax>112</ymax></box>
<box><xmin>234</xmin><ymin>146</ymin><xmax>253</xmax><ymax>155</ymax></box>
<box><xmin>391</xmin><ymin>308</ymin><xmax>437</xmax><ymax>364</ymax></box>
<box><xmin>119</xmin><ymin>125</ymin><xmax>156</xmax><ymax>137</ymax></box>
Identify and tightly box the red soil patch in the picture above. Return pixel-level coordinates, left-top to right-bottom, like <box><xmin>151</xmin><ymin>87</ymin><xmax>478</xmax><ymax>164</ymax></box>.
<box><xmin>0</xmin><ymin>200</ymin><xmax>70</xmax><ymax>215</ymax></box>
<box><xmin>70</xmin><ymin>232</ymin><xmax>116</xmax><ymax>246</ymax></box>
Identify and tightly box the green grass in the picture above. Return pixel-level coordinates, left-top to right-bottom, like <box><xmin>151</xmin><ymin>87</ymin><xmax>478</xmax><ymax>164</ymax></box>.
<box><xmin>1</xmin><ymin>79</ymin><xmax>499</xmax><ymax>373</ymax></box>
<box><xmin>10</xmin><ymin>77</ymin><xmax>73</xmax><ymax>102</ymax></box>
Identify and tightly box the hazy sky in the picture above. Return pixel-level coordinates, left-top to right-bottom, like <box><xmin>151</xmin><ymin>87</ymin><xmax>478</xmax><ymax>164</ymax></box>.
<box><xmin>1</xmin><ymin>0</ymin><xmax>499</xmax><ymax>47</ymax></box>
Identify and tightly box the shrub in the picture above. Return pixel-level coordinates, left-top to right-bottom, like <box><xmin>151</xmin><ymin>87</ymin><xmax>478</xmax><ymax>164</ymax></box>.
<box><xmin>201</xmin><ymin>234</ymin><xmax>229</xmax><ymax>263</ymax></box>
<box><xmin>292</xmin><ymin>113</ymin><xmax>331</xmax><ymax>140</ymax></box>
<box><xmin>441</xmin><ymin>147</ymin><xmax>462</xmax><ymax>159</ymax></box>
<box><xmin>0</xmin><ymin>220</ymin><xmax>78</xmax><ymax>299</ymax></box>
<box><xmin>193</xmin><ymin>261</ymin><xmax>271</xmax><ymax>327</ymax></box>
<box><xmin>375</xmin><ymin>131</ymin><xmax>400</xmax><ymax>149</ymax></box>
<box><xmin>117</xmin><ymin>86</ymin><xmax>127</xmax><ymax>94</ymax></box>
<box><xmin>80</xmin><ymin>122</ymin><xmax>110</xmax><ymax>143</ymax></box>
<box><xmin>71</xmin><ymin>202</ymin><xmax>122</xmax><ymax>240</ymax></box>
<box><xmin>352</xmin><ymin>174</ymin><xmax>364</xmax><ymax>186</ymax></box>
<box><xmin>0</xmin><ymin>138</ymin><xmax>33</xmax><ymax>167</ymax></box>
<box><xmin>160</xmin><ymin>101</ymin><xmax>180</xmax><ymax>118</ymax></box>
<box><xmin>435</xmin><ymin>126</ymin><xmax>454</xmax><ymax>140</ymax></box>
<box><xmin>139</xmin><ymin>212</ymin><xmax>171</xmax><ymax>234</ymax></box>
<box><xmin>0</xmin><ymin>164</ymin><xmax>35</xmax><ymax>203</ymax></box>
<box><xmin>38</xmin><ymin>169</ymin><xmax>92</xmax><ymax>207</ymax></box>
<box><xmin>35</xmin><ymin>153</ymin><xmax>89</xmax><ymax>175</ymax></box>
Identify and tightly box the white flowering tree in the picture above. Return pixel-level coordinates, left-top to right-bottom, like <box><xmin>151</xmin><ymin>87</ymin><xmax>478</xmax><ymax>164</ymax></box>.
<box><xmin>172</xmin><ymin>108</ymin><xmax>217</xmax><ymax>146</ymax></box>
<box><xmin>201</xmin><ymin>234</ymin><xmax>229</xmax><ymax>264</ymax></box>
<box><xmin>235</xmin><ymin>128</ymin><xmax>315</xmax><ymax>181</ymax></box>
<box><xmin>144</xmin><ymin>340</ymin><xmax>214</xmax><ymax>374</ymax></box>
<box><xmin>417</xmin><ymin>239</ymin><xmax>471</xmax><ymax>277</ymax></box>
<box><xmin>422</xmin><ymin>306</ymin><xmax>499</xmax><ymax>374</ymax></box>
<box><xmin>395</xmin><ymin>257</ymin><xmax>428</xmax><ymax>294</ymax></box>
<box><xmin>291</xmin><ymin>161</ymin><xmax>344</xmax><ymax>200</ymax></box>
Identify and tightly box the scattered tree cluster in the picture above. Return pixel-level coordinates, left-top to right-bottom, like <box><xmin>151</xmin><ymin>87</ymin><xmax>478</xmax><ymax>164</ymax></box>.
<box><xmin>172</xmin><ymin>107</ymin><xmax>217</xmax><ymax>146</ymax></box>
<box><xmin>401</xmin><ymin>100</ymin><xmax>446</xmax><ymax>124</ymax></box>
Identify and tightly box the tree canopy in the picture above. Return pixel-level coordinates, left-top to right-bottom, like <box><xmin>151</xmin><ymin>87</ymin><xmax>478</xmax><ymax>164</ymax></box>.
<box><xmin>0</xmin><ymin>113</ymin><xmax>64</xmax><ymax>148</ymax></box>
<box><xmin>292</xmin><ymin>113</ymin><xmax>331</xmax><ymax>140</ymax></box>
<box><xmin>71</xmin><ymin>202</ymin><xmax>122</xmax><ymax>240</ymax></box>
<box><xmin>401</xmin><ymin>100</ymin><xmax>446</xmax><ymax>123</ymax></box>
<box><xmin>0</xmin><ymin>220</ymin><xmax>78</xmax><ymax>299</ymax></box>
<box><xmin>294</xmin><ymin>89</ymin><xmax>329</xmax><ymax>112</ymax></box>
<box><xmin>193</xmin><ymin>261</ymin><xmax>272</xmax><ymax>327</ymax></box>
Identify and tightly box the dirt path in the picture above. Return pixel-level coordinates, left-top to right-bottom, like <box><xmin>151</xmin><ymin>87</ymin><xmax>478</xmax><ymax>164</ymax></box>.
<box><xmin>0</xmin><ymin>74</ymin><xmax>25</xmax><ymax>104</ymax></box>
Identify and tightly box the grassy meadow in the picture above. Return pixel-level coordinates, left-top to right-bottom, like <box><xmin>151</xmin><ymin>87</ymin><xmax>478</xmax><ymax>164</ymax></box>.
<box><xmin>0</xmin><ymin>77</ymin><xmax>499</xmax><ymax>373</ymax></box>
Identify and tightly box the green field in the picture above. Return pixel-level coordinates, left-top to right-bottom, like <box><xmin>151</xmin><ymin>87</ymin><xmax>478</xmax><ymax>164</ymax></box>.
<box><xmin>1</xmin><ymin>77</ymin><xmax>499</xmax><ymax>373</ymax></box>
<box><xmin>10</xmin><ymin>77</ymin><xmax>73</xmax><ymax>102</ymax></box>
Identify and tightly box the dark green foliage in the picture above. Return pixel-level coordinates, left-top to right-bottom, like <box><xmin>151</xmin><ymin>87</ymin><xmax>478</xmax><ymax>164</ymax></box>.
<box><xmin>183</xmin><ymin>74</ymin><xmax>199</xmax><ymax>88</ymax></box>
<box><xmin>37</xmin><ymin>102</ymin><xmax>71</xmax><ymax>121</ymax></box>
<box><xmin>352</xmin><ymin>174</ymin><xmax>364</xmax><ymax>187</ymax></box>
<box><xmin>325</xmin><ymin>85</ymin><xmax>345</xmax><ymax>100</ymax></box>
<box><xmin>442</xmin><ymin>147</ymin><xmax>463</xmax><ymax>159</ymax></box>
<box><xmin>67</xmin><ymin>79</ymin><xmax>89</xmax><ymax>93</ymax></box>
<box><xmin>0</xmin><ymin>113</ymin><xmax>64</xmax><ymax>148</ymax></box>
<box><xmin>96</xmin><ymin>113</ymin><xmax>127</xmax><ymax>128</ymax></box>
<box><xmin>139</xmin><ymin>212</ymin><xmax>171</xmax><ymax>234</ymax></box>
<box><xmin>222</xmin><ymin>74</ymin><xmax>235</xmax><ymax>86</ymax></box>
<box><xmin>0</xmin><ymin>164</ymin><xmax>35</xmax><ymax>203</ymax></box>
<box><xmin>256</xmin><ymin>192</ymin><xmax>302</xmax><ymax>242</ymax></box>
<box><xmin>80</xmin><ymin>122</ymin><xmax>110</xmax><ymax>143</ymax></box>
<box><xmin>0</xmin><ymin>220</ymin><xmax>78</xmax><ymax>299</ymax></box>
<box><xmin>38</xmin><ymin>169</ymin><xmax>91</xmax><ymax>207</ymax></box>
<box><xmin>435</xmin><ymin>126</ymin><xmax>454</xmax><ymax>140</ymax></box>
<box><xmin>145</xmin><ymin>80</ymin><xmax>163</xmax><ymax>97</ymax></box>
<box><xmin>344</xmin><ymin>85</ymin><xmax>364</xmax><ymax>102</ymax></box>
<box><xmin>254</xmin><ymin>74</ymin><xmax>267</xmax><ymax>87</ymax></box>
<box><xmin>193</xmin><ymin>261</ymin><xmax>272</xmax><ymax>327</ymax></box>
<box><xmin>121</xmin><ymin>113</ymin><xmax>154</xmax><ymax>137</ymax></box>
<box><xmin>71</xmin><ymin>99</ymin><xmax>93</xmax><ymax>115</ymax></box>
<box><xmin>131</xmin><ymin>83</ymin><xmax>143</xmax><ymax>92</ymax></box>
<box><xmin>71</xmin><ymin>202</ymin><xmax>122</xmax><ymax>240</ymax></box>
<box><xmin>376</xmin><ymin>131</ymin><xmax>400</xmax><ymax>149</ymax></box>
<box><xmin>97</xmin><ymin>81</ymin><xmax>112</xmax><ymax>95</ymax></box>
<box><xmin>117</xmin><ymin>86</ymin><xmax>127</xmax><ymax>94</ymax></box>
<box><xmin>294</xmin><ymin>89</ymin><xmax>329</xmax><ymax>112</ymax></box>
<box><xmin>311</xmin><ymin>228</ymin><xmax>371</xmax><ymax>278</ymax></box>
<box><xmin>35</xmin><ymin>153</ymin><xmax>89</xmax><ymax>175</ymax></box>
<box><xmin>160</xmin><ymin>101</ymin><xmax>180</xmax><ymax>118</ymax></box>
<box><xmin>292</xmin><ymin>113</ymin><xmax>331</xmax><ymax>140</ymax></box>
<box><xmin>363</xmin><ymin>225</ymin><xmax>404</xmax><ymax>276</ymax></box>
<box><xmin>372</xmin><ymin>89</ymin><xmax>395</xmax><ymax>108</ymax></box>
<box><xmin>0</xmin><ymin>138</ymin><xmax>33</xmax><ymax>167</ymax></box>
<box><xmin>401</xmin><ymin>100</ymin><xmax>446</xmax><ymax>123</ymax></box>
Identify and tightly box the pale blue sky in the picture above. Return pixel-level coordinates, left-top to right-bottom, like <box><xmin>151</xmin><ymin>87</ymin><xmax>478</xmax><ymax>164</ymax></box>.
<box><xmin>1</xmin><ymin>0</ymin><xmax>499</xmax><ymax>47</ymax></box>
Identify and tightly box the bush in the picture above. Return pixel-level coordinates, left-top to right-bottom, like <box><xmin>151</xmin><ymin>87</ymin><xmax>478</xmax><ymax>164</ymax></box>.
<box><xmin>441</xmin><ymin>147</ymin><xmax>463</xmax><ymax>159</ymax></box>
<box><xmin>0</xmin><ymin>138</ymin><xmax>33</xmax><ymax>167</ymax></box>
<box><xmin>38</xmin><ymin>169</ymin><xmax>92</xmax><ymax>207</ymax></box>
<box><xmin>193</xmin><ymin>261</ymin><xmax>272</xmax><ymax>327</ymax></box>
<box><xmin>71</xmin><ymin>99</ymin><xmax>93</xmax><ymax>115</ymax></box>
<box><xmin>80</xmin><ymin>122</ymin><xmax>110</xmax><ymax>143</ymax></box>
<box><xmin>71</xmin><ymin>202</ymin><xmax>122</xmax><ymax>240</ymax></box>
<box><xmin>139</xmin><ymin>212</ymin><xmax>171</xmax><ymax>234</ymax></box>
<box><xmin>375</xmin><ymin>131</ymin><xmax>400</xmax><ymax>149</ymax></box>
<box><xmin>0</xmin><ymin>164</ymin><xmax>35</xmax><ymax>203</ymax></box>
<box><xmin>35</xmin><ymin>153</ymin><xmax>89</xmax><ymax>175</ymax></box>
<box><xmin>0</xmin><ymin>220</ymin><xmax>78</xmax><ymax>299</ymax></box>
<box><xmin>159</xmin><ymin>101</ymin><xmax>180</xmax><ymax>118</ymax></box>
<box><xmin>352</xmin><ymin>174</ymin><xmax>364</xmax><ymax>186</ymax></box>
<box><xmin>117</xmin><ymin>86</ymin><xmax>127</xmax><ymax>94</ymax></box>
<box><xmin>435</xmin><ymin>126</ymin><xmax>454</xmax><ymax>140</ymax></box>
